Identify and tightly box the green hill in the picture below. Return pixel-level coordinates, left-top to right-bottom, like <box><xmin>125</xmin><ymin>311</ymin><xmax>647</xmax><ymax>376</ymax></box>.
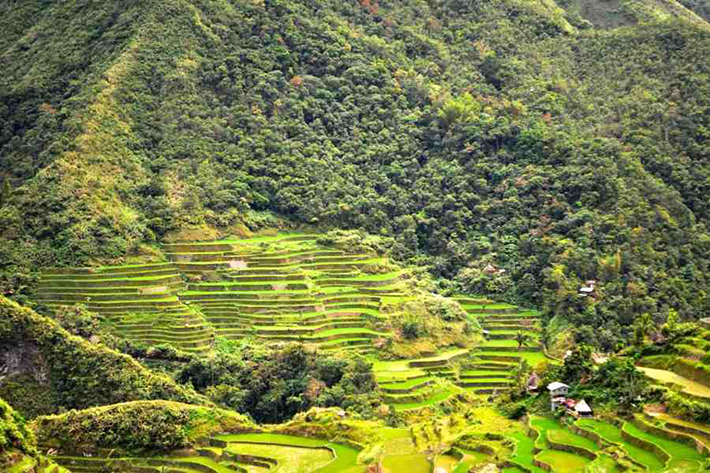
<box><xmin>2</xmin><ymin>2</ymin><xmax>710</xmax><ymax>470</ymax></box>
<box><xmin>32</xmin><ymin>400</ymin><xmax>254</xmax><ymax>453</ymax></box>
<box><xmin>0</xmin><ymin>296</ymin><xmax>207</xmax><ymax>418</ymax></box>
<box><xmin>0</xmin><ymin>0</ymin><xmax>708</xmax><ymax>351</ymax></box>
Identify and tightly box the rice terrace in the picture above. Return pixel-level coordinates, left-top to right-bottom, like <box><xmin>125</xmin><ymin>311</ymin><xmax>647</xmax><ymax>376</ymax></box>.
<box><xmin>2</xmin><ymin>0</ymin><xmax>710</xmax><ymax>472</ymax></box>
<box><xmin>0</xmin><ymin>231</ymin><xmax>707</xmax><ymax>472</ymax></box>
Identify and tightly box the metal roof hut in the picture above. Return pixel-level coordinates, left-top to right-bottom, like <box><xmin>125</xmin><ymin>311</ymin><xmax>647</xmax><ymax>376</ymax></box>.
<box><xmin>547</xmin><ymin>382</ymin><xmax>569</xmax><ymax>395</ymax></box>
<box><xmin>575</xmin><ymin>399</ymin><xmax>593</xmax><ymax>418</ymax></box>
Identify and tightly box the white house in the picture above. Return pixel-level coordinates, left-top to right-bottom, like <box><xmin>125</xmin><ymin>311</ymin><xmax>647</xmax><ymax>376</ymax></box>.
<box><xmin>548</xmin><ymin>381</ymin><xmax>569</xmax><ymax>412</ymax></box>
<box><xmin>579</xmin><ymin>280</ymin><xmax>597</xmax><ymax>296</ymax></box>
<box><xmin>547</xmin><ymin>382</ymin><xmax>569</xmax><ymax>397</ymax></box>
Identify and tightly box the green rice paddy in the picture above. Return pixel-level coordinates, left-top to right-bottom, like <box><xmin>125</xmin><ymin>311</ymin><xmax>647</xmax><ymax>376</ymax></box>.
<box><xmin>637</xmin><ymin>366</ymin><xmax>710</xmax><ymax>398</ymax></box>
<box><xmin>213</xmin><ymin>433</ymin><xmax>364</xmax><ymax>472</ymax></box>
<box><xmin>624</xmin><ymin>421</ymin><xmax>705</xmax><ymax>471</ymax></box>
<box><xmin>381</xmin><ymin>454</ymin><xmax>430</xmax><ymax>473</ymax></box>
<box><xmin>39</xmin><ymin>234</ymin><xmax>709</xmax><ymax>473</ymax></box>
<box><xmin>576</xmin><ymin>418</ymin><xmax>664</xmax><ymax>471</ymax></box>
<box><xmin>391</xmin><ymin>386</ymin><xmax>460</xmax><ymax>411</ymax></box>
<box><xmin>648</xmin><ymin>412</ymin><xmax>710</xmax><ymax>440</ymax></box>
<box><xmin>535</xmin><ymin>450</ymin><xmax>590</xmax><ymax>473</ymax></box>
<box><xmin>507</xmin><ymin>431</ymin><xmax>546</xmax><ymax>473</ymax></box>
<box><xmin>478</xmin><ymin>351</ymin><xmax>548</xmax><ymax>366</ymax></box>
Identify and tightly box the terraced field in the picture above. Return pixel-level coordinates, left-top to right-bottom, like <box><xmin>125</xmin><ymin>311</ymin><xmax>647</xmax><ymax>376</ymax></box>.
<box><xmin>574</xmin><ymin>414</ymin><xmax>709</xmax><ymax>472</ymax></box>
<box><xmin>624</xmin><ymin>417</ymin><xmax>705</xmax><ymax>471</ymax></box>
<box><xmin>372</xmin><ymin>349</ymin><xmax>468</xmax><ymax>411</ymax></box>
<box><xmin>637</xmin><ymin>326</ymin><xmax>710</xmax><ymax>399</ymax></box>
<box><xmin>504</xmin><ymin>414</ymin><xmax>710</xmax><ymax>473</ymax></box>
<box><xmin>36</xmin><ymin>234</ymin><xmax>410</xmax><ymax>354</ymax></box>
<box><xmin>51</xmin><ymin>433</ymin><xmax>364</xmax><ymax>473</ymax></box>
<box><xmin>37</xmin><ymin>262</ymin><xmax>214</xmax><ymax>353</ymax></box>
<box><xmin>576</xmin><ymin>418</ymin><xmax>663</xmax><ymax>471</ymax></box>
<box><xmin>37</xmin><ymin>233</ymin><xmax>555</xmax><ymax>419</ymax></box>
<box><xmin>452</xmin><ymin>298</ymin><xmax>546</xmax><ymax>396</ymax></box>
<box><xmin>529</xmin><ymin>416</ymin><xmax>596</xmax><ymax>472</ymax></box>
<box><xmin>366</xmin><ymin>299</ymin><xmax>548</xmax><ymax>407</ymax></box>
<box><xmin>645</xmin><ymin>411</ymin><xmax>710</xmax><ymax>452</ymax></box>
<box><xmin>637</xmin><ymin>366</ymin><xmax>710</xmax><ymax>399</ymax></box>
<box><xmin>6</xmin><ymin>456</ymin><xmax>69</xmax><ymax>473</ymax></box>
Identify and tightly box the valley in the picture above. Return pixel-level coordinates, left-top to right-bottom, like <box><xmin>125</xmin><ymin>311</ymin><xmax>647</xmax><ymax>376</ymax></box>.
<box><xmin>1</xmin><ymin>0</ymin><xmax>709</xmax><ymax>471</ymax></box>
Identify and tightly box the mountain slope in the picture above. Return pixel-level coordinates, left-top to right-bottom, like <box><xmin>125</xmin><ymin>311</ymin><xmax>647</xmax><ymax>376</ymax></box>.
<box><xmin>0</xmin><ymin>0</ymin><xmax>708</xmax><ymax>349</ymax></box>
<box><xmin>0</xmin><ymin>296</ymin><xmax>207</xmax><ymax>418</ymax></box>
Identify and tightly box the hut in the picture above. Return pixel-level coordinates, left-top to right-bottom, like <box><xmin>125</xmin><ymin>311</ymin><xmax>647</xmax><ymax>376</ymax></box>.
<box><xmin>575</xmin><ymin>399</ymin><xmax>593</xmax><ymax>418</ymax></box>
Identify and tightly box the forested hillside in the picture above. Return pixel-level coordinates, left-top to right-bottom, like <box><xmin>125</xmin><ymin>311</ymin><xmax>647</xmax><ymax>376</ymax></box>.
<box><xmin>0</xmin><ymin>0</ymin><xmax>708</xmax><ymax>349</ymax></box>
<box><xmin>0</xmin><ymin>296</ymin><xmax>206</xmax><ymax>418</ymax></box>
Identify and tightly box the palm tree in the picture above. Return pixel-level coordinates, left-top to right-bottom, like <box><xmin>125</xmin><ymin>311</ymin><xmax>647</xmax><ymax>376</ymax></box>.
<box><xmin>638</xmin><ymin>313</ymin><xmax>654</xmax><ymax>338</ymax></box>
<box><xmin>515</xmin><ymin>331</ymin><xmax>533</xmax><ymax>351</ymax></box>
<box><xmin>634</xmin><ymin>313</ymin><xmax>654</xmax><ymax>345</ymax></box>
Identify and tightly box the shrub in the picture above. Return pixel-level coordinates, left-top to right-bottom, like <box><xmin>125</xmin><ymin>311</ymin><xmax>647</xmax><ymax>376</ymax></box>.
<box><xmin>0</xmin><ymin>397</ymin><xmax>36</xmax><ymax>459</ymax></box>
<box><xmin>32</xmin><ymin>401</ymin><xmax>254</xmax><ymax>453</ymax></box>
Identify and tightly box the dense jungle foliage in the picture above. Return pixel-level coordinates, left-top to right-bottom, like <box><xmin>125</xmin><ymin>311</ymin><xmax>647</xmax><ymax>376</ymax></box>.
<box><xmin>177</xmin><ymin>341</ymin><xmax>384</xmax><ymax>423</ymax></box>
<box><xmin>0</xmin><ymin>296</ymin><xmax>387</xmax><ymax>424</ymax></box>
<box><xmin>0</xmin><ymin>0</ymin><xmax>709</xmax><ymax>350</ymax></box>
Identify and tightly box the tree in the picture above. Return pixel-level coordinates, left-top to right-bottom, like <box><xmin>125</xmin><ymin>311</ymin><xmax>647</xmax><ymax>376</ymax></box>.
<box><xmin>633</xmin><ymin>313</ymin><xmax>654</xmax><ymax>346</ymax></box>
<box><xmin>511</xmin><ymin>359</ymin><xmax>532</xmax><ymax>399</ymax></box>
<box><xmin>0</xmin><ymin>178</ymin><xmax>10</xmax><ymax>207</ymax></box>
<box><xmin>437</xmin><ymin>93</ymin><xmax>481</xmax><ymax>133</ymax></box>
<box><xmin>561</xmin><ymin>344</ymin><xmax>594</xmax><ymax>384</ymax></box>
<box><xmin>515</xmin><ymin>331</ymin><xmax>533</xmax><ymax>351</ymax></box>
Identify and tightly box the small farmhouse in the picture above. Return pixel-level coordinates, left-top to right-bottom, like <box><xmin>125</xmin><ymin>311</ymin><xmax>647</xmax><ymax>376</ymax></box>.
<box><xmin>579</xmin><ymin>280</ymin><xmax>596</xmax><ymax>296</ymax></box>
<box><xmin>547</xmin><ymin>382</ymin><xmax>569</xmax><ymax>397</ymax></box>
<box><xmin>547</xmin><ymin>381</ymin><xmax>594</xmax><ymax>417</ymax></box>
<box><xmin>548</xmin><ymin>382</ymin><xmax>570</xmax><ymax>412</ymax></box>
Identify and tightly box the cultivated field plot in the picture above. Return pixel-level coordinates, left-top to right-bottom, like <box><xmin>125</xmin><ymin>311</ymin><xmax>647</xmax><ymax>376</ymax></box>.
<box><xmin>637</xmin><ymin>366</ymin><xmax>710</xmax><ymax>399</ymax></box>
<box><xmin>52</xmin><ymin>433</ymin><xmax>364</xmax><ymax>473</ymax></box>
<box><xmin>574</xmin><ymin>415</ymin><xmax>708</xmax><ymax>472</ymax></box>
<box><xmin>452</xmin><ymin>297</ymin><xmax>546</xmax><ymax>397</ymax></box>
<box><xmin>36</xmin><ymin>234</ymin><xmax>406</xmax><ymax>354</ymax></box>
<box><xmin>38</xmin><ymin>233</ymin><xmax>536</xmax><ymax>412</ymax></box>
<box><xmin>503</xmin><ymin>414</ymin><xmax>708</xmax><ymax>473</ymax></box>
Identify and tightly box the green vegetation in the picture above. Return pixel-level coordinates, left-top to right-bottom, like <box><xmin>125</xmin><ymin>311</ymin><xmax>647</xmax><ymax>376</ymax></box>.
<box><xmin>576</xmin><ymin>418</ymin><xmax>663</xmax><ymax>471</ymax></box>
<box><xmin>638</xmin><ymin>366</ymin><xmax>710</xmax><ymax>399</ymax></box>
<box><xmin>507</xmin><ymin>431</ymin><xmax>545</xmax><ymax>472</ymax></box>
<box><xmin>227</xmin><ymin>442</ymin><xmax>333</xmax><ymax>472</ymax></box>
<box><xmin>33</xmin><ymin>400</ymin><xmax>254</xmax><ymax>453</ymax></box>
<box><xmin>0</xmin><ymin>398</ymin><xmax>36</xmax><ymax>468</ymax></box>
<box><xmin>381</xmin><ymin>454</ymin><xmax>430</xmax><ymax>473</ymax></box>
<box><xmin>624</xmin><ymin>420</ymin><xmax>705</xmax><ymax>471</ymax></box>
<box><xmin>631</xmin><ymin>320</ymin><xmax>710</xmax><ymax>424</ymax></box>
<box><xmin>176</xmin><ymin>342</ymin><xmax>383</xmax><ymax>423</ymax></box>
<box><xmin>0</xmin><ymin>0</ymin><xmax>708</xmax><ymax>355</ymax></box>
<box><xmin>535</xmin><ymin>450</ymin><xmax>589</xmax><ymax>473</ymax></box>
<box><xmin>0</xmin><ymin>296</ymin><xmax>205</xmax><ymax>418</ymax></box>
<box><xmin>0</xmin><ymin>0</ymin><xmax>710</xmax><ymax>469</ymax></box>
<box><xmin>216</xmin><ymin>434</ymin><xmax>363</xmax><ymax>473</ymax></box>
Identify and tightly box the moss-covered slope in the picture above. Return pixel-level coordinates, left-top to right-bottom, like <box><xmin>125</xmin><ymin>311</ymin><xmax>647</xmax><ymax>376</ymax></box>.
<box><xmin>0</xmin><ymin>296</ymin><xmax>207</xmax><ymax>418</ymax></box>
<box><xmin>33</xmin><ymin>400</ymin><xmax>254</xmax><ymax>454</ymax></box>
